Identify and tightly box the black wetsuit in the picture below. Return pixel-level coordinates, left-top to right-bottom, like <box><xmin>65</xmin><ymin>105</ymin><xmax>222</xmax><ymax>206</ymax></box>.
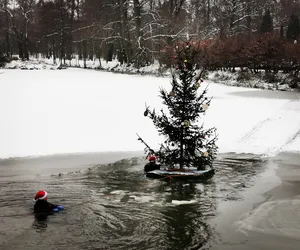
<box><xmin>34</xmin><ymin>200</ymin><xmax>57</xmax><ymax>214</ymax></box>
<box><xmin>144</xmin><ymin>162</ymin><xmax>160</xmax><ymax>172</ymax></box>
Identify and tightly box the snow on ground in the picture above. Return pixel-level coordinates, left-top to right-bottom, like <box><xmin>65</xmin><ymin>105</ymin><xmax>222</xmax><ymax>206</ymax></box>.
<box><xmin>0</xmin><ymin>68</ymin><xmax>300</xmax><ymax>159</ymax></box>
<box><xmin>3</xmin><ymin>58</ymin><xmax>58</xmax><ymax>70</ymax></box>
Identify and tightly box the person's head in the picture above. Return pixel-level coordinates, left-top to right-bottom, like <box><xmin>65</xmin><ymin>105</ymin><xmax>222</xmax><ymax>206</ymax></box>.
<box><xmin>149</xmin><ymin>155</ymin><xmax>156</xmax><ymax>163</ymax></box>
<box><xmin>34</xmin><ymin>190</ymin><xmax>48</xmax><ymax>201</ymax></box>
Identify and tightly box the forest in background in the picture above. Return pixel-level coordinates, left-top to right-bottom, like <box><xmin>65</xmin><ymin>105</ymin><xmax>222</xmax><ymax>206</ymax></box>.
<box><xmin>0</xmin><ymin>0</ymin><xmax>300</xmax><ymax>80</ymax></box>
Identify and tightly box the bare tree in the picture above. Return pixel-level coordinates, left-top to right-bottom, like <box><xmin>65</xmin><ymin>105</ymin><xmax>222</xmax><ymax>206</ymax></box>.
<box><xmin>1</xmin><ymin>0</ymin><xmax>300</xmax><ymax>70</ymax></box>
<box><xmin>0</xmin><ymin>0</ymin><xmax>11</xmax><ymax>56</ymax></box>
<box><xmin>17</xmin><ymin>0</ymin><xmax>35</xmax><ymax>59</ymax></box>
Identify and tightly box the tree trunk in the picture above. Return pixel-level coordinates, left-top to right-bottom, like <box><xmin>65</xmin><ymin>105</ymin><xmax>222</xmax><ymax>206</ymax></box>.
<box><xmin>117</xmin><ymin>0</ymin><xmax>130</xmax><ymax>64</ymax></box>
<box><xmin>106</xmin><ymin>43</ymin><xmax>114</xmax><ymax>61</ymax></box>
<box><xmin>207</xmin><ymin>0</ymin><xmax>210</xmax><ymax>27</ymax></box>
<box><xmin>117</xmin><ymin>0</ymin><xmax>125</xmax><ymax>64</ymax></box>
<box><xmin>24</xmin><ymin>21</ymin><xmax>29</xmax><ymax>60</ymax></box>
<box><xmin>179</xmin><ymin>126</ymin><xmax>184</xmax><ymax>169</ymax></box>
<box><xmin>59</xmin><ymin>0</ymin><xmax>65</xmax><ymax>64</ymax></box>
<box><xmin>180</xmin><ymin>81</ymin><xmax>187</xmax><ymax>169</ymax></box>
<box><xmin>123</xmin><ymin>0</ymin><xmax>131</xmax><ymax>63</ymax></box>
<box><xmin>67</xmin><ymin>0</ymin><xmax>76</xmax><ymax>61</ymax></box>
<box><xmin>229</xmin><ymin>0</ymin><xmax>237</xmax><ymax>33</ymax></box>
<box><xmin>83</xmin><ymin>40</ymin><xmax>87</xmax><ymax>68</ymax></box>
<box><xmin>4</xmin><ymin>0</ymin><xmax>11</xmax><ymax>57</ymax></box>
<box><xmin>18</xmin><ymin>40</ymin><xmax>23</xmax><ymax>59</ymax></box>
<box><xmin>133</xmin><ymin>0</ymin><xmax>143</xmax><ymax>67</ymax></box>
<box><xmin>52</xmin><ymin>38</ymin><xmax>56</xmax><ymax>64</ymax></box>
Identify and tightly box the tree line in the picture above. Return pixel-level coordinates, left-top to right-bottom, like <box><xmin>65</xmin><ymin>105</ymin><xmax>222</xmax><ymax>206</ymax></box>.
<box><xmin>0</xmin><ymin>0</ymin><xmax>300</xmax><ymax>71</ymax></box>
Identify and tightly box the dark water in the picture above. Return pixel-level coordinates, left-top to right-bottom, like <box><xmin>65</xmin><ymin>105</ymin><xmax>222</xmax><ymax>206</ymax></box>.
<box><xmin>0</xmin><ymin>153</ymin><xmax>266</xmax><ymax>250</ymax></box>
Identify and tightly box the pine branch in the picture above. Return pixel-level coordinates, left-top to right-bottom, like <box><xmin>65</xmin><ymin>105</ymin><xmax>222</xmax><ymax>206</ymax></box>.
<box><xmin>136</xmin><ymin>133</ymin><xmax>155</xmax><ymax>158</ymax></box>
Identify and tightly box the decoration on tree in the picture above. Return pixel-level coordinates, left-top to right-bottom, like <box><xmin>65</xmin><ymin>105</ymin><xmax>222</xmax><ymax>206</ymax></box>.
<box><xmin>184</xmin><ymin>120</ymin><xmax>190</xmax><ymax>127</ymax></box>
<box><xmin>137</xmin><ymin>41</ymin><xmax>218</xmax><ymax>170</ymax></box>
<box><xmin>202</xmin><ymin>103</ymin><xmax>209</xmax><ymax>111</ymax></box>
<box><xmin>144</xmin><ymin>104</ymin><xmax>150</xmax><ymax>116</ymax></box>
<box><xmin>169</xmin><ymin>90</ymin><xmax>175</xmax><ymax>97</ymax></box>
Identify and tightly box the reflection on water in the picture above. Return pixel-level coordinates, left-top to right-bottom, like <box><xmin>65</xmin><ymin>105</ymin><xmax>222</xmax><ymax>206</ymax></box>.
<box><xmin>32</xmin><ymin>214</ymin><xmax>48</xmax><ymax>232</ymax></box>
<box><xmin>0</xmin><ymin>153</ymin><xmax>264</xmax><ymax>250</ymax></box>
<box><xmin>160</xmin><ymin>183</ymin><xmax>213</xmax><ymax>250</ymax></box>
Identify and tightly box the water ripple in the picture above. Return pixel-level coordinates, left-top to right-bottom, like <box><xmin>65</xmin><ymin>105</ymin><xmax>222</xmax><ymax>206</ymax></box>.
<box><xmin>0</xmin><ymin>153</ymin><xmax>265</xmax><ymax>250</ymax></box>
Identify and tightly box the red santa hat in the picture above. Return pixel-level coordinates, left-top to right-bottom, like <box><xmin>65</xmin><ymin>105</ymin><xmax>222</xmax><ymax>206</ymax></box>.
<box><xmin>34</xmin><ymin>190</ymin><xmax>48</xmax><ymax>201</ymax></box>
<box><xmin>149</xmin><ymin>155</ymin><xmax>156</xmax><ymax>161</ymax></box>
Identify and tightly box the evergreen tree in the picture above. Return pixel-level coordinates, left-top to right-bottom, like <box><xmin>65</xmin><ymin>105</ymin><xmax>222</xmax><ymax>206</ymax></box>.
<box><xmin>138</xmin><ymin>42</ymin><xmax>218</xmax><ymax>170</ymax></box>
<box><xmin>287</xmin><ymin>14</ymin><xmax>300</xmax><ymax>41</ymax></box>
<box><xmin>259</xmin><ymin>9</ymin><xmax>273</xmax><ymax>34</ymax></box>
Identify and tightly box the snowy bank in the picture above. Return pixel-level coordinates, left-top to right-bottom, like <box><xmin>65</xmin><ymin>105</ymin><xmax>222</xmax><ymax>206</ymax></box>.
<box><xmin>2</xmin><ymin>57</ymin><xmax>172</xmax><ymax>76</ymax></box>
<box><xmin>207</xmin><ymin>70</ymin><xmax>295</xmax><ymax>92</ymax></box>
<box><xmin>2</xmin><ymin>57</ymin><xmax>298</xmax><ymax>92</ymax></box>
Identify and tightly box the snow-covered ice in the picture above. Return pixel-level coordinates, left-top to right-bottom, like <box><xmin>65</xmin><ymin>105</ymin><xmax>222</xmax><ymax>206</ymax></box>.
<box><xmin>0</xmin><ymin>67</ymin><xmax>300</xmax><ymax>159</ymax></box>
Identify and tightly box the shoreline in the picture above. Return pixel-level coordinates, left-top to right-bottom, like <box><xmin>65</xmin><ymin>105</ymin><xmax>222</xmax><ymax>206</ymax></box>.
<box><xmin>1</xmin><ymin>59</ymin><xmax>298</xmax><ymax>93</ymax></box>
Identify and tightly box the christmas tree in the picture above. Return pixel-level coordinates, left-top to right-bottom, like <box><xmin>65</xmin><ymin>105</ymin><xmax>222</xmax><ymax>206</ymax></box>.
<box><xmin>138</xmin><ymin>41</ymin><xmax>218</xmax><ymax>170</ymax></box>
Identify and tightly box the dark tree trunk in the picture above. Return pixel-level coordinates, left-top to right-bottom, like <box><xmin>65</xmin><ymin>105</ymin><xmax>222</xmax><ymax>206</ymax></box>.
<box><xmin>83</xmin><ymin>40</ymin><xmax>87</xmax><ymax>68</ymax></box>
<box><xmin>4</xmin><ymin>0</ymin><xmax>11</xmax><ymax>57</ymax></box>
<box><xmin>18</xmin><ymin>41</ymin><xmax>23</xmax><ymax>59</ymax></box>
<box><xmin>133</xmin><ymin>0</ymin><xmax>143</xmax><ymax>67</ymax></box>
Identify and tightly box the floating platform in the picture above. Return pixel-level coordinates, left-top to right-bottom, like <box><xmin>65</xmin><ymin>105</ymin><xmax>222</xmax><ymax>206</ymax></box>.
<box><xmin>145</xmin><ymin>168</ymin><xmax>215</xmax><ymax>181</ymax></box>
